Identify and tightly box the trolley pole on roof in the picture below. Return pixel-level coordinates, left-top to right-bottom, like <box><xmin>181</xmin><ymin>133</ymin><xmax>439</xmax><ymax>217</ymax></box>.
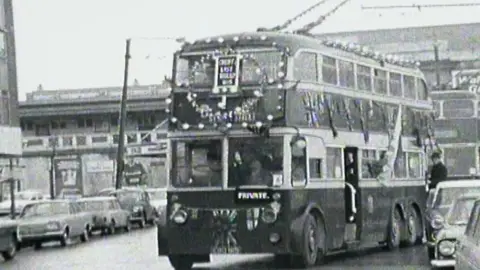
<box><xmin>115</xmin><ymin>38</ymin><xmax>131</xmax><ymax>190</ymax></box>
<box><xmin>433</xmin><ymin>43</ymin><xmax>441</xmax><ymax>89</ymax></box>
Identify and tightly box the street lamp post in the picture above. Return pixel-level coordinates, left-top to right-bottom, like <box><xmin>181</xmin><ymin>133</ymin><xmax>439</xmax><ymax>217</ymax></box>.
<box><xmin>114</xmin><ymin>36</ymin><xmax>185</xmax><ymax>190</ymax></box>
<box><xmin>49</xmin><ymin>137</ymin><xmax>57</xmax><ymax>199</ymax></box>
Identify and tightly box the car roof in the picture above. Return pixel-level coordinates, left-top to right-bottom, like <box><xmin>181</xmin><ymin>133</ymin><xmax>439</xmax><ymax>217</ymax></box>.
<box><xmin>78</xmin><ymin>196</ymin><xmax>115</xmax><ymax>202</ymax></box>
<box><xmin>437</xmin><ymin>180</ymin><xmax>480</xmax><ymax>188</ymax></box>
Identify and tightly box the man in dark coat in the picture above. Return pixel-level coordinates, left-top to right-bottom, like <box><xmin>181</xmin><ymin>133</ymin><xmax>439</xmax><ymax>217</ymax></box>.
<box><xmin>429</xmin><ymin>152</ymin><xmax>448</xmax><ymax>189</ymax></box>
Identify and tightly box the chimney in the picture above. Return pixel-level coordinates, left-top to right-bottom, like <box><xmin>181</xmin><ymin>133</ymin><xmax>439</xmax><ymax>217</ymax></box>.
<box><xmin>37</xmin><ymin>84</ymin><xmax>43</xmax><ymax>91</ymax></box>
<box><xmin>133</xmin><ymin>78</ymin><xmax>139</xmax><ymax>86</ymax></box>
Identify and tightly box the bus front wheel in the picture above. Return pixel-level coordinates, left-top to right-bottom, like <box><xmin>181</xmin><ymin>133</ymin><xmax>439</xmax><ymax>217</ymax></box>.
<box><xmin>292</xmin><ymin>214</ymin><xmax>325</xmax><ymax>267</ymax></box>
<box><xmin>168</xmin><ymin>254</ymin><xmax>194</xmax><ymax>270</ymax></box>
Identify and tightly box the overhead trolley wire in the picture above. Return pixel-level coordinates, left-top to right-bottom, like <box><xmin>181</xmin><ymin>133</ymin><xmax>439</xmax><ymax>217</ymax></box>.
<box><xmin>293</xmin><ymin>0</ymin><xmax>351</xmax><ymax>34</ymax></box>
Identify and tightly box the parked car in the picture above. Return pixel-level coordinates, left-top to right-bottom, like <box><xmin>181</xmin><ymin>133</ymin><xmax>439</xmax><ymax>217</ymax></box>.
<box><xmin>425</xmin><ymin>180</ymin><xmax>480</xmax><ymax>259</ymax></box>
<box><xmin>109</xmin><ymin>188</ymin><xmax>155</xmax><ymax>228</ymax></box>
<box><xmin>0</xmin><ymin>219</ymin><xmax>18</xmax><ymax>261</ymax></box>
<box><xmin>145</xmin><ymin>188</ymin><xmax>166</xmax><ymax>218</ymax></box>
<box><xmin>456</xmin><ymin>198</ymin><xmax>480</xmax><ymax>269</ymax></box>
<box><xmin>17</xmin><ymin>200</ymin><xmax>93</xmax><ymax>249</ymax></box>
<box><xmin>78</xmin><ymin>196</ymin><xmax>131</xmax><ymax>234</ymax></box>
<box><xmin>58</xmin><ymin>188</ymin><xmax>82</xmax><ymax>200</ymax></box>
<box><xmin>429</xmin><ymin>193</ymin><xmax>480</xmax><ymax>268</ymax></box>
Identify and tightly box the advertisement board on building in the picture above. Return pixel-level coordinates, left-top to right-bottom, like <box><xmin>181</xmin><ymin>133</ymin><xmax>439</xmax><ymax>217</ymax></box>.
<box><xmin>54</xmin><ymin>155</ymin><xmax>82</xmax><ymax>197</ymax></box>
<box><xmin>451</xmin><ymin>69</ymin><xmax>480</xmax><ymax>92</ymax></box>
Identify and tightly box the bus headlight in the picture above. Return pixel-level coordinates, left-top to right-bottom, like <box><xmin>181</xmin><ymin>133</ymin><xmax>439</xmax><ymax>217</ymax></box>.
<box><xmin>262</xmin><ymin>201</ymin><xmax>281</xmax><ymax>224</ymax></box>
<box><xmin>438</xmin><ymin>240</ymin><xmax>456</xmax><ymax>256</ymax></box>
<box><xmin>172</xmin><ymin>209</ymin><xmax>188</xmax><ymax>224</ymax></box>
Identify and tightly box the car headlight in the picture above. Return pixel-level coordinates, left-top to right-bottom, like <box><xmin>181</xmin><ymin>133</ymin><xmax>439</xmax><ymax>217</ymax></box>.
<box><xmin>430</xmin><ymin>214</ymin><xmax>444</xmax><ymax>230</ymax></box>
<box><xmin>133</xmin><ymin>206</ymin><xmax>143</xmax><ymax>212</ymax></box>
<box><xmin>438</xmin><ymin>240</ymin><xmax>456</xmax><ymax>256</ymax></box>
<box><xmin>172</xmin><ymin>209</ymin><xmax>188</xmax><ymax>224</ymax></box>
<box><xmin>46</xmin><ymin>222</ymin><xmax>60</xmax><ymax>231</ymax></box>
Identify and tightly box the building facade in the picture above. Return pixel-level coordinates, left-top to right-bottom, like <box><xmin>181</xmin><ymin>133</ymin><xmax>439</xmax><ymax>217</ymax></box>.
<box><xmin>0</xmin><ymin>0</ymin><xmax>23</xmax><ymax>198</ymax></box>
<box><xmin>20</xmin><ymin>84</ymin><xmax>169</xmax><ymax>196</ymax></box>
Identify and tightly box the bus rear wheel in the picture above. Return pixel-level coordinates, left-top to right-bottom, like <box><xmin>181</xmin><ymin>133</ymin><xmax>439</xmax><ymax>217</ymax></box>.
<box><xmin>386</xmin><ymin>209</ymin><xmax>402</xmax><ymax>250</ymax></box>
<box><xmin>168</xmin><ymin>254</ymin><xmax>194</xmax><ymax>270</ymax></box>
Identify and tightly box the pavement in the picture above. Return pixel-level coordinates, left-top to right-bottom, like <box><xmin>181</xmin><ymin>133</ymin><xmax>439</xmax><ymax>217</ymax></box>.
<box><xmin>1</xmin><ymin>226</ymin><xmax>432</xmax><ymax>270</ymax></box>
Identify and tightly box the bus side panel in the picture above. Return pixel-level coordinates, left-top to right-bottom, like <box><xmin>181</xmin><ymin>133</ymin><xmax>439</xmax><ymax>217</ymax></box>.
<box><xmin>359</xmin><ymin>183</ymin><xmax>426</xmax><ymax>244</ymax></box>
<box><xmin>289</xmin><ymin>186</ymin><xmax>346</xmax><ymax>250</ymax></box>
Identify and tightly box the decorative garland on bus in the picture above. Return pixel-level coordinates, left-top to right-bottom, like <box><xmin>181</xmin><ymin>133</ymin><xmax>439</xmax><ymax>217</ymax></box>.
<box><xmin>166</xmin><ymin>35</ymin><xmax>292</xmax><ymax>133</ymax></box>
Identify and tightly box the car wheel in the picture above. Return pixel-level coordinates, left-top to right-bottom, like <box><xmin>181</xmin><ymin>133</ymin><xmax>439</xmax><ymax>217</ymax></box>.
<box><xmin>108</xmin><ymin>220</ymin><xmax>116</xmax><ymax>235</ymax></box>
<box><xmin>386</xmin><ymin>209</ymin><xmax>402</xmax><ymax>250</ymax></box>
<box><xmin>1</xmin><ymin>235</ymin><xmax>17</xmax><ymax>260</ymax></box>
<box><xmin>59</xmin><ymin>229</ymin><xmax>69</xmax><ymax>247</ymax></box>
<box><xmin>80</xmin><ymin>226</ymin><xmax>90</xmax><ymax>242</ymax></box>
<box><xmin>168</xmin><ymin>254</ymin><xmax>194</xmax><ymax>270</ymax></box>
<box><xmin>139</xmin><ymin>215</ymin><xmax>146</xmax><ymax>229</ymax></box>
<box><xmin>124</xmin><ymin>219</ymin><xmax>131</xmax><ymax>232</ymax></box>
<box><xmin>33</xmin><ymin>242</ymin><xmax>42</xmax><ymax>250</ymax></box>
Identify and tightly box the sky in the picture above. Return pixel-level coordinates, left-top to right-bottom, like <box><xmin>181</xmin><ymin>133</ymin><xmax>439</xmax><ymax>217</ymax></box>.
<box><xmin>12</xmin><ymin>0</ymin><xmax>480</xmax><ymax>100</ymax></box>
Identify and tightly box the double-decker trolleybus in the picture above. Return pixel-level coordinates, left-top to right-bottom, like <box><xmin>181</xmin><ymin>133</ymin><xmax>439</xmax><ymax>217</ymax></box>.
<box><xmin>430</xmin><ymin>89</ymin><xmax>479</xmax><ymax>178</ymax></box>
<box><xmin>157</xmin><ymin>31</ymin><xmax>433</xmax><ymax>269</ymax></box>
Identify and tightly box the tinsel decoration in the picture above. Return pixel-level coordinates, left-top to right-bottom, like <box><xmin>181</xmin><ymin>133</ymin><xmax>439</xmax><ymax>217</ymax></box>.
<box><xmin>354</xmin><ymin>99</ymin><xmax>369</xmax><ymax>143</ymax></box>
<box><xmin>343</xmin><ymin>98</ymin><xmax>353</xmax><ymax>131</ymax></box>
<box><xmin>324</xmin><ymin>94</ymin><xmax>338</xmax><ymax>138</ymax></box>
<box><xmin>168</xmin><ymin>35</ymin><xmax>291</xmax><ymax>132</ymax></box>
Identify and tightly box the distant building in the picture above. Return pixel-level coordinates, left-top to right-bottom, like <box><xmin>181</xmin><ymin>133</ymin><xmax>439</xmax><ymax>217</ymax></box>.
<box><xmin>317</xmin><ymin>22</ymin><xmax>480</xmax><ymax>91</ymax></box>
<box><xmin>20</xmin><ymin>84</ymin><xmax>169</xmax><ymax>196</ymax></box>
<box><xmin>0</xmin><ymin>0</ymin><xmax>23</xmax><ymax>198</ymax></box>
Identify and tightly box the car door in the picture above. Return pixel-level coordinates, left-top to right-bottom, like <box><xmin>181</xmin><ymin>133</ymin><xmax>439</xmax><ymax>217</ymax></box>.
<box><xmin>112</xmin><ymin>200</ymin><xmax>127</xmax><ymax>227</ymax></box>
<box><xmin>67</xmin><ymin>202</ymin><xmax>81</xmax><ymax>236</ymax></box>
<box><xmin>458</xmin><ymin>201</ymin><xmax>480</xmax><ymax>269</ymax></box>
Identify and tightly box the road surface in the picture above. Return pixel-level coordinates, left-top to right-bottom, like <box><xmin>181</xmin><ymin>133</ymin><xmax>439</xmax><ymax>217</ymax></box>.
<box><xmin>2</xmin><ymin>227</ymin><xmax>432</xmax><ymax>270</ymax></box>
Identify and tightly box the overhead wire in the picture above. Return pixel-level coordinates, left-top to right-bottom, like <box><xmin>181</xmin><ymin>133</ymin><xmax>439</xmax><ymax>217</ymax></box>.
<box><xmin>259</xmin><ymin>0</ymin><xmax>331</xmax><ymax>32</ymax></box>
<box><xmin>293</xmin><ymin>0</ymin><xmax>351</xmax><ymax>34</ymax></box>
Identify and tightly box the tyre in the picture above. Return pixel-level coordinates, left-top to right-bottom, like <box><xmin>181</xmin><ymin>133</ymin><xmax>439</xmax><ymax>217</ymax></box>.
<box><xmin>1</xmin><ymin>235</ymin><xmax>17</xmax><ymax>261</ymax></box>
<box><xmin>291</xmin><ymin>214</ymin><xmax>324</xmax><ymax>267</ymax></box>
<box><xmin>108</xmin><ymin>220</ymin><xmax>116</xmax><ymax>235</ymax></box>
<box><xmin>139</xmin><ymin>215</ymin><xmax>146</xmax><ymax>229</ymax></box>
<box><xmin>33</xmin><ymin>242</ymin><xmax>42</xmax><ymax>250</ymax></box>
<box><xmin>168</xmin><ymin>254</ymin><xmax>194</xmax><ymax>270</ymax></box>
<box><xmin>124</xmin><ymin>219</ymin><xmax>131</xmax><ymax>232</ymax></box>
<box><xmin>80</xmin><ymin>226</ymin><xmax>90</xmax><ymax>242</ymax></box>
<box><xmin>59</xmin><ymin>229</ymin><xmax>69</xmax><ymax>247</ymax></box>
<box><xmin>402</xmin><ymin>207</ymin><xmax>422</xmax><ymax>247</ymax></box>
<box><xmin>386</xmin><ymin>209</ymin><xmax>402</xmax><ymax>250</ymax></box>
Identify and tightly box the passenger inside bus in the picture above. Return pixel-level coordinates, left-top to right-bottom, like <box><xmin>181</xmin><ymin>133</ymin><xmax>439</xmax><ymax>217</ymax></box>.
<box><xmin>246</xmin><ymin>158</ymin><xmax>273</xmax><ymax>186</ymax></box>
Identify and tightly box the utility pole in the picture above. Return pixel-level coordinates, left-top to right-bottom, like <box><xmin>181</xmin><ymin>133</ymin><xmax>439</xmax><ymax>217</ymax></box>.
<box><xmin>115</xmin><ymin>39</ymin><xmax>131</xmax><ymax>190</ymax></box>
<box><xmin>433</xmin><ymin>43</ymin><xmax>441</xmax><ymax>89</ymax></box>
<box><xmin>49</xmin><ymin>138</ymin><xmax>56</xmax><ymax>199</ymax></box>
<box><xmin>8</xmin><ymin>158</ymin><xmax>15</xmax><ymax>219</ymax></box>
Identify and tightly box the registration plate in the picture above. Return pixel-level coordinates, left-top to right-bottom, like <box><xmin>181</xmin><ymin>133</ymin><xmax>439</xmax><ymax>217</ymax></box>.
<box><xmin>211</xmin><ymin>247</ymin><xmax>241</xmax><ymax>254</ymax></box>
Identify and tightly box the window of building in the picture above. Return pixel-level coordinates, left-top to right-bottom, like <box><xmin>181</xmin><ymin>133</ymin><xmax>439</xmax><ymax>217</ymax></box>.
<box><xmin>309</xmin><ymin>158</ymin><xmax>323</xmax><ymax>179</ymax></box>
<box><xmin>416</xmin><ymin>78</ymin><xmax>428</xmax><ymax>100</ymax></box>
<box><xmin>389</xmin><ymin>72</ymin><xmax>402</xmax><ymax>97</ymax></box>
<box><xmin>433</xmin><ymin>101</ymin><xmax>441</xmax><ymax>118</ymax></box>
<box><xmin>403</xmin><ymin>75</ymin><xmax>416</xmax><ymax>99</ymax></box>
<box><xmin>326</xmin><ymin>147</ymin><xmax>342</xmax><ymax>179</ymax></box>
<box><xmin>0</xmin><ymin>31</ymin><xmax>5</xmax><ymax>58</ymax></box>
<box><xmin>77</xmin><ymin>117</ymin><xmax>93</xmax><ymax>128</ymax></box>
<box><xmin>294</xmin><ymin>52</ymin><xmax>317</xmax><ymax>82</ymax></box>
<box><xmin>407</xmin><ymin>152</ymin><xmax>422</xmax><ymax>178</ymax></box>
<box><xmin>338</xmin><ymin>60</ymin><xmax>355</xmax><ymax>88</ymax></box>
<box><xmin>321</xmin><ymin>55</ymin><xmax>337</xmax><ymax>85</ymax></box>
<box><xmin>394</xmin><ymin>152</ymin><xmax>407</xmax><ymax>178</ymax></box>
<box><xmin>443</xmin><ymin>99</ymin><xmax>474</xmax><ymax>118</ymax></box>
<box><xmin>373</xmin><ymin>69</ymin><xmax>387</xmax><ymax>94</ymax></box>
<box><xmin>357</xmin><ymin>64</ymin><xmax>371</xmax><ymax>91</ymax></box>
<box><xmin>361</xmin><ymin>149</ymin><xmax>376</xmax><ymax>179</ymax></box>
<box><xmin>0</xmin><ymin>89</ymin><xmax>8</xmax><ymax>125</ymax></box>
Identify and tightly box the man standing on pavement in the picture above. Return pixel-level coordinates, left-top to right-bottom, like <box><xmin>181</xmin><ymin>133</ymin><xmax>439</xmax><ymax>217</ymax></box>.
<box><xmin>429</xmin><ymin>151</ymin><xmax>448</xmax><ymax>189</ymax></box>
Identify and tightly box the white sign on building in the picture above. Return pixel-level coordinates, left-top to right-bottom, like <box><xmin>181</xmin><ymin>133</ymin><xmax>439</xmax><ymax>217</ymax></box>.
<box><xmin>451</xmin><ymin>69</ymin><xmax>480</xmax><ymax>92</ymax></box>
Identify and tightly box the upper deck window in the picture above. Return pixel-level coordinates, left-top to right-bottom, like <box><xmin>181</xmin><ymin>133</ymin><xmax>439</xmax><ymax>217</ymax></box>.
<box><xmin>338</xmin><ymin>60</ymin><xmax>355</xmax><ymax>88</ymax></box>
<box><xmin>403</xmin><ymin>75</ymin><xmax>416</xmax><ymax>99</ymax></box>
<box><xmin>294</xmin><ymin>52</ymin><xmax>317</xmax><ymax>81</ymax></box>
<box><xmin>321</xmin><ymin>55</ymin><xmax>337</xmax><ymax>85</ymax></box>
<box><xmin>357</xmin><ymin>65</ymin><xmax>372</xmax><ymax>91</ymax></box>
<box><xmin>389</xmin><ymin>72</ymin><xmax>402</xmax><ymax>97</ymax></box>
<box><xmin>373</xmin><ymin>69</ymin><xmax>387</xmax><ymax>94</ymax></box>
<box><xmin>174</xmin><ymin>50</ymin><xmax>282</xmax><ymax>86</ymax></box>
<box><xmin>416</xmin><ymin>78</ymin><xmax>428</xmax><ymax>100</ymax></box>
<box><xmin>443</xmin><ymin>99</ymin><xmax>475</xmax><ymax>118</ymax></box>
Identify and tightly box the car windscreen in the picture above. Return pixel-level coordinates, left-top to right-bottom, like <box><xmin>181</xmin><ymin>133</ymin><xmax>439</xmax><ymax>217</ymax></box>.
<box><xmin>434</xmin><ymin>186</ymin><xmax>480</xmax><ymax>208</ymax></box>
